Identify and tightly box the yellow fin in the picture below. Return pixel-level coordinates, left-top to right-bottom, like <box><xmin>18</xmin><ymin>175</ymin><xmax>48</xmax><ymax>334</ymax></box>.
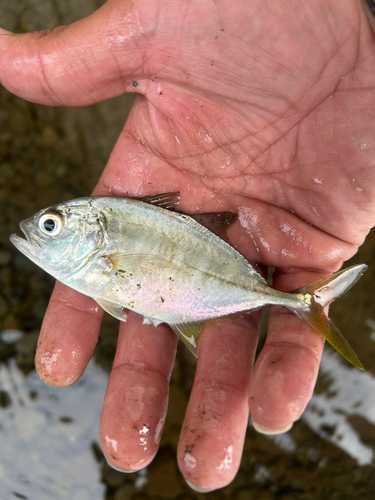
<box><xmin>294</xmin><ymin>305</ymin><xmax>364</xmax><ymax>370</ymax></box>
<box><xmin>291</xmin><ymin>264</ymin><xmax>367</xmax><ymax>370</ymax></box>
<box><xmin>170</xmin><ymin>323</ymin><xmax>202</xmax><ymax>356</ymax></box>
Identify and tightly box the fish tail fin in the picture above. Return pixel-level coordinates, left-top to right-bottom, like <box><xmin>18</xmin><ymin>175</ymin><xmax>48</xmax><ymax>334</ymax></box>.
<box><xmin>291</xmin><ymin>264</ymin><xmax>367</xmax><ymax>370</ymax></box>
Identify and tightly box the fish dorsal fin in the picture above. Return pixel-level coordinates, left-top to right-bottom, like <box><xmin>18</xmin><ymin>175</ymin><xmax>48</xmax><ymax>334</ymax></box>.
<box><xmin>138</xmin><ymin>192</ymin><xmax>180</xmax><ymax>210</ymax></box>
<box><xmin>95</xmin><ymin>298</ymin><xmax>128</xmax><ymax>322</ymax></box>
<box><xmin>190</xmin><ymin>212</ymin><xmax>237</xmax><ymax>239</ymax></box>
<box><xmin>170</xmin><ymin>322</ymin><xmax>203</xmax><ymax>356</ymax></box>
<box><xmin>137</xmin><ymin>193</ymin><xmax>237</xmax><ymax>239</ymax></box>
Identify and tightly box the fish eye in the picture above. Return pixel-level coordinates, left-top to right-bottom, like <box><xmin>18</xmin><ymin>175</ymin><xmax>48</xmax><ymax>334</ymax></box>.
<box><xmin>38</xmin><ymin>213</ymin><xmax>63</xmax><ymax>236</ymax></box>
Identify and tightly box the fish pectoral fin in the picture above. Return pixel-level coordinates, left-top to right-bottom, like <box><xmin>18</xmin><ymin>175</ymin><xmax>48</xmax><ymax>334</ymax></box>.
<box><xmin>170</xmin><ymin>322</ymin><xmax>203</xmax><ymax>357</ymax></box>
<box><xmin>95</xmin><ymin>298</ymin><xmax>128</xmax><ymax>322</ymax></box>
<box><xmin>106</xmin><ymin>252</ymin><xmax>171</xmax><ymax>272</ymax></box>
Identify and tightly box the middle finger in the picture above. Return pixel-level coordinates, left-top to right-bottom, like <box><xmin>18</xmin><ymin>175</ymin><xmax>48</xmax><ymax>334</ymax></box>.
<box><xmin>99</xmin><ymin>312</ymin><xmax>178</xmax><ymax>472</ymax></box>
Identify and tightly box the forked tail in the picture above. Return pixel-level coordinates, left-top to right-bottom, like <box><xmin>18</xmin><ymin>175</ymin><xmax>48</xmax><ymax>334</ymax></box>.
<box><xmin>290</xmin><ymin>264</ymin><xmax>368</xmax><ymax>370</ymax></box>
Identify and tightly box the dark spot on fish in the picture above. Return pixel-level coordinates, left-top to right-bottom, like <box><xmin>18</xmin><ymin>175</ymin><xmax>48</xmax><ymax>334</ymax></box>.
<box><xmin>59</xmin><ymin>416</ymin><xmax>73</xmax><ymax>424</ymax></box>
<box><xmin>13</xmin><ymin>493</ymin><xmax>27</xmax><ymax>499</ymax></box>
<box><xmin>160</xmin><ymin>297</ymin><xmax>165</xmax><ymax>303</ymax></box>
<box><xmin>159</xmin><ymin>91</ymin><xmax>162</xmax><ymax>95</ymax></box>
<box><xmin>132</xmin><ymin>81</ymin><xmax>138</xmax><ymax>87</ymax></box>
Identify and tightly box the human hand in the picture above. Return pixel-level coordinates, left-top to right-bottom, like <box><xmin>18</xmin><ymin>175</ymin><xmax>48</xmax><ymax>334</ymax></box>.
<box><xmin>2</xmin><ymin>0</ymin><xmax>375</xmax><ymax>491</ymax></box>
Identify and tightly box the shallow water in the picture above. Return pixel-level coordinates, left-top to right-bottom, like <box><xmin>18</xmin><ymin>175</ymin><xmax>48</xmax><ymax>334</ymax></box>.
<box><xmin>1</xmin><ymin>2</ymin><xmax>375</xmax><ymax>499</ymax></box>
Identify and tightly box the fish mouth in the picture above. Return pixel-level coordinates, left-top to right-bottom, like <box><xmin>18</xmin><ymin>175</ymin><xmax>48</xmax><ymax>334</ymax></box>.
<box><xmin>9</xmin><ymin>233</ymin><xmax>35</xmax><ymax>258</ymax></box>
<box><xmin>9</xmin><ymin>221</ymin><xmax>42</xmax><ymax>260</ymax></box>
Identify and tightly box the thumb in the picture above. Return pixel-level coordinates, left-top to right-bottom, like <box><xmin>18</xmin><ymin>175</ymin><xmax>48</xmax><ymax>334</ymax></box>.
<box><xmin>0</xmin><ymin>1</ymin><xmax>147</xmax><ymax>106</ymax></box>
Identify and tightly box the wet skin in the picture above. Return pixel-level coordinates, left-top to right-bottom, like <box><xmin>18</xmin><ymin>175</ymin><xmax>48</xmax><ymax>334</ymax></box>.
<box><xmin>1</xmin><ymin>0</ymin><xmax>375</xmax><ymax>491</ymax></box>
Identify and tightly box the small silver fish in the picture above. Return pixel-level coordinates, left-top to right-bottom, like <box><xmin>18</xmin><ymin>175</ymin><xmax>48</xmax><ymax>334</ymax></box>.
<box><xmin>10</xmin><ymin>192</ymin><xmax>366</xmax><ymax>369</ymax></box>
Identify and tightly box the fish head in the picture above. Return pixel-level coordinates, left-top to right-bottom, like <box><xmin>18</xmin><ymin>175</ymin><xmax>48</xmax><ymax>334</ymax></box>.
<box><xmin>10</xmin><ymin>199</ymin><xmax>106</xmax><ymax>280</ymax></box>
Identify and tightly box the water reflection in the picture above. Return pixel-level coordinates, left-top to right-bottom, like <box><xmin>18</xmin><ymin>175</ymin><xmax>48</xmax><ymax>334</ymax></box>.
<box><xmin>0</xmin><ymin>357</ymin><xmax>107</xmax><ymax>500</ymax></box>
<box><xmin>303</xmin><ymin>349</ymin><xmax>375</xmax><ymax>466</ymax></box>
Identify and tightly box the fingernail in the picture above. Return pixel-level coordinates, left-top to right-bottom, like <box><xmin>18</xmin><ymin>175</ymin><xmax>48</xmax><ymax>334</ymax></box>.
<box><xmin>252</xmin><ymin>420</ymin><xmax>293</xmax><ymax>435</ymax></box>
<box><xmin>107</xmin><ymin>461</ymin><xmax>136</xmax><ymax>474</ymax></box>
<box><xmin>0</xmin><ymin>28</ymin><xmax>13</xmax><ymax>35</ymax></box>
<box><xmin>185</xmin><ymin>479</ymin><xmax>215</xmax><ymax>493</ymax></box>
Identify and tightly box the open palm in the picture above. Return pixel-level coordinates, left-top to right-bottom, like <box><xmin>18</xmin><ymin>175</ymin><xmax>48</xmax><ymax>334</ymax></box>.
<box><xmin>2</xmin><ymin>0</ymin><xmax>375</xmax><ymax>491</ymax></box>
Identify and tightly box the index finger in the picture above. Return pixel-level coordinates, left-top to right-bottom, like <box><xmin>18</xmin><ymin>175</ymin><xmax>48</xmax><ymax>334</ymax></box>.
<box><xmin>35</xmin><ymin>281</ymin><xmax>103</xmax><ymax>386</ymax></box>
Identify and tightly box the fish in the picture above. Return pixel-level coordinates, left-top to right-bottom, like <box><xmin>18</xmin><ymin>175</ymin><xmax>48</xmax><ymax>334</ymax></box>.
<box><xmin>10</xmin><ymin>192</ymin><xmax>367</xmax><ymax>369</ymax></box>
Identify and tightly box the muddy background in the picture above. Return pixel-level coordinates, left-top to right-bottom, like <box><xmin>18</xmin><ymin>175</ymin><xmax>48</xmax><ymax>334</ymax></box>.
<box><xmin>1</xmin><ymin>1</ymin><xmax>375</xmax><ymax>499</ymax></box>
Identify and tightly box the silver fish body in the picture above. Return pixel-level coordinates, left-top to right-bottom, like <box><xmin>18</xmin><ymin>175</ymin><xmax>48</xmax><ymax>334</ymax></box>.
<box><xmin>10</xmin><ymin>194</ymin><xmax>367</xmax><ymax>368</ymax></box>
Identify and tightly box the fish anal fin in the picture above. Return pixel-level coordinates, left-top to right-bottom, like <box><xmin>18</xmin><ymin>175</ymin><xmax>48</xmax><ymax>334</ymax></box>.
<box><xmin>190</xmin><ymin>212</ymin><xmax>237</xmax><ymax>239</ymax></box>
<box><xmin>96</xmin><ymin>298</ymin><xmax>128</xmax><ymax>322</ymax></box>
<box><xmin>170</xmin><ymin>322</ymin><xmax>203</xmax><ymax>356</ymax></box>
<box><xmin>170</xmin><ymin>317</ymin><xmax>240</xmax><ymax>356</ymax></box>
<box><xmin>138</xmin><ymin>192</ymin><xmax>180</xmax><ymax>210</ymax></box>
